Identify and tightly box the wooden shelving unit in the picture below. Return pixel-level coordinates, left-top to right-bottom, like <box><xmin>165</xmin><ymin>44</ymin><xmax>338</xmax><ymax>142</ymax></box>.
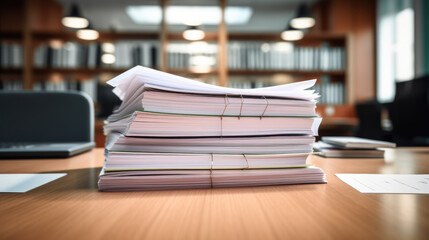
<box><xmin>0</xmin><ymin>0</ymin><xmax>376</xmax><ymax>145</ymax></box>
<box><xmin>0</xmin><ymin>31</ymin><xmax>22</xmax><ymax>39</ymax></box>
<box><xmin>0</xmin><ymin>68</ymin><xmax>22</xmax><ymax>74</ymax></box>
<box><xmin>0</xmin><ymin>0</ymin><xmax>350</xmax><ymax>107</ymax></box>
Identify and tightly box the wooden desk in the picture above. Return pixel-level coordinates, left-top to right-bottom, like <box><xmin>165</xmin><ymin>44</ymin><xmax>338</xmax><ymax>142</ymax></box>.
<box><xmin>1</xmin><ymin>148</ymin><xmax>428</xmax><ymax>240</ymax></box>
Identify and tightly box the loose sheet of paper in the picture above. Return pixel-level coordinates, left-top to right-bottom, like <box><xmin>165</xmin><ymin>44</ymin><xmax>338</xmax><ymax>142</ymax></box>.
<box><xmin>336</xmin><ymin>174</ymin><xmax>429</xmax><ymax>194</ymax></box>
<box><xmin>0</xmin><ymin>173</ymin><xmax>66</xmax><ymax>193</ymax></box>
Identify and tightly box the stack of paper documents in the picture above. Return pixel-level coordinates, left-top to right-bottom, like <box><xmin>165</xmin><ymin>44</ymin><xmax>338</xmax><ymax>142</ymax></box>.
<box><xmin>314</xmin><ymin>137</ymin><xmax>396</xmax><ymax>158</ymax></box>
<box><xmin>98</xmin><ymin>66</ymin><xmax>326</xmax><ymax>191</ymax></box>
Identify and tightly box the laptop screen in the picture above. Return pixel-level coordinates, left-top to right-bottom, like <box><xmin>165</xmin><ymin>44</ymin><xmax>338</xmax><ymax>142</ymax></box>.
<box><xmin>0</xmin><ymin>91</ymin><xmax>93</xmax><ymax>143</ymax></box>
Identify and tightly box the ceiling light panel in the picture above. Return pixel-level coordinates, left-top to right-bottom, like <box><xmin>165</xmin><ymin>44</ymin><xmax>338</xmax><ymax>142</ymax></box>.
<box><xmin>126</xmin><ymin>6</ymin><xmax>252</xmax><ymax>25</ymax></box>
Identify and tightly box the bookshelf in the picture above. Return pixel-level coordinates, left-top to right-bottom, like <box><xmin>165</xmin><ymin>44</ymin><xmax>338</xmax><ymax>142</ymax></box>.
<box><xmin>0</xmin><ymin>0</ymin><xmax>370</xmax><ymax>147</ymax></box>
<box><xmin>0</xmin><ymin>0</ymin><xmax>352</xmax><ymax>114</ymax></box>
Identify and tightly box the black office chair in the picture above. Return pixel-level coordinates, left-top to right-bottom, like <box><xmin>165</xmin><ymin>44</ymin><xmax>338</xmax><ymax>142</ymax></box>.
<box><xmin>387</xmin><ymin>75</ymin><xmax>429</xmax><ymax>146</ymax></box>
<box><xmin>355</xmin><ymin>100</ymin><xmax>388</xmax><ymax>141</ymax></box>
<box><xmin>0</xmin><ymin>91</ymin><xmax>94</xmax><ymax>144</ymax></box>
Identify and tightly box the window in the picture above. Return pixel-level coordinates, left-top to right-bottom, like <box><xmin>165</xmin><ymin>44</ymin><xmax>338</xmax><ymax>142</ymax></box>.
<box><xmin>377</xmin><ymin>0</ymin><xmax>414</xmax><ymax>103</ymax></box>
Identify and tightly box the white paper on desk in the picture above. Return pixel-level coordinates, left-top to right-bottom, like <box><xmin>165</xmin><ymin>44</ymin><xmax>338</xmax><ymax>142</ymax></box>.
<box><xmin>0</xmin><ymin>173</ymin><xmax>66</xmax><ymax>193</ymax></box>
<box><xmin>336</xmin><ymin>174</ymin><xmax>429</xmax><ymax>194</ymax></box>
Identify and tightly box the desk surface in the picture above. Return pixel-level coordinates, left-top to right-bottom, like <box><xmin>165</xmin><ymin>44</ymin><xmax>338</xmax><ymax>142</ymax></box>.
<box><xmin>1</xmin><ymin>148</ymin><xmax>428</xmax><ymax>240</ymax></box>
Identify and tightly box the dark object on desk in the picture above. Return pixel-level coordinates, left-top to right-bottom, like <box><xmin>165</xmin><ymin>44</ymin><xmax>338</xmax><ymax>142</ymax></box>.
<box><xmin>313</xmin><ymin>141</ymin><xmax>385</xmax><ymax>158</ymax></box>
<box><xmin>97</xmin><ymin>83</ymin><xmax>121</xmax><ymax>119</ymax></box>
<box><xmin>355</xmin><ymin>100</ymin><xmax>389</xmax><ymax>141</ymax></box>
<box><xmin>0</xmin><ymin>91</ymin><xmax>95</xmax><ymax>158</ymax></box>
<box><xmin>387</xmin><ymin>75</ymin><xmax>429</xmax><ymax>146</ymax></box>
<box><xmin>321</xmin><ymin>136</ymin><xmax>396</xmax><ymax>148</ymax></box>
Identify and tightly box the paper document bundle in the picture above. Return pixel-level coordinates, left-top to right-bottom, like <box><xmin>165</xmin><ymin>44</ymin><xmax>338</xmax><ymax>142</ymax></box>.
<box><xmin>314</xmin><ymin>137</ymin><xmax>396</xmax><ymax>158</ymax></box>
<box><xmin>99</xmin><ymin>66</ymin><xmax>326</xmax><ymax>191</ymax></box>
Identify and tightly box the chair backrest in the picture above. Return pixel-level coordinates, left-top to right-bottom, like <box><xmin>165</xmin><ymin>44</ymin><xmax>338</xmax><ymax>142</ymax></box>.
<box><xmin>355</xmin><ymin>100</ymin><xmax>384</xmax><ymax>140</ymax></box>
<box><xmin>389</xmin><ymin>75</ymin><xmax>429</xmax><ymax>137</ymax></box>
<box><xmin>0</xmin><ymin>91</ymin><xmax>94</xmax><ymax>143</ymax></box>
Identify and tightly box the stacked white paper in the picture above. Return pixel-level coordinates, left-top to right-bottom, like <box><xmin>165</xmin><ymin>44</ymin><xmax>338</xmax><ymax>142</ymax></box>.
<box><xmin>98</xmin><ymin>66</ymin><xmax>326</xmax><ymax>191</ymax></box>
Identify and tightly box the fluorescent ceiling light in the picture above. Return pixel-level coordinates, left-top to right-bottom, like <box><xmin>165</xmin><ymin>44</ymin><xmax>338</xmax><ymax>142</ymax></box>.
<box><xmin>281</xmin><ymin>30</ymin><xmax>304</xmax><ymax>41</ymax></box>
<box><xmin>290</xmin><ymin>17</ymin><xmax>315</xmax><ymax>29</ymax></box>
<box><xmin>49</xmin><ymin>39</ymin><xmax>64</xmax><ymax>49</ymax></box>
<box><xmin>169</xmin><ymin>6</ymin><xmax>220</xmax><ymax>25</ymax></box>
<box><xmin>102</xmin><ymin>53</ymin><xmax>116</xmax><ymax>64</ymax></box>
<box><xmin>190</xmin><ymin>55</ymin><xmax>216</xmax><ymax>66</ymax></box>
<box><xmin>290</xmin><ymin>4</ymin><xmax>315</xmax><ymax>29</ymax></box>
<box><xmin>62</xmin><ymin>4</ymin><xmax>89</xmax><ymax>29</ymax></box>
<box><xmin>183</xmin><ymin>26</ymin><xmax>205</xmax><ymax>41</ymax></box>
<box><xmin>102</xmin><ymin>43</ymin><xmax>116</xmax><ymax>53</ymax></box>
<box><xmin>126</xmin><ymin>6</ymin><xmax>252</xmax><ymax>25</ymax></box>
<box><xmin>62</xmin><ymin>17</ymin><xmax>89</xmax><ymax>29</ymax></box>
<box><xmin>189</xmin><ymin>41</ymin><xmax>209</xmax><ymax>49</ymax></box>
<box><xmin>126</xmin><ymin>6</ymin><xmax>162</xmax><ymax>24</ymax></box>
<box><xmin>225</xmin><ymin>7</ymin><xmax>252</xmax><ymax>25</ymax></box>
<box><xmin>190</xmin><ymin>65</ymin><xmax>212</xmax><ymax>73</ymax></box>
<box><xmin>76</xmin><ymin>29</ymin><xmax>99</xmax><ymax>40</ymax></box>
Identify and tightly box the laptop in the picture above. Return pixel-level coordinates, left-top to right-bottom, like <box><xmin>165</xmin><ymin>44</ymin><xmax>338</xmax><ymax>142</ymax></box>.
<box><xmin>0</xmin><ymin>91</ymin><xmax>95</xmax><ymax>158</ymax></box>
<box><xmin>0</xmin><ymin>142</ymin><xmax>95</xmax><ymax>158</ymax></box>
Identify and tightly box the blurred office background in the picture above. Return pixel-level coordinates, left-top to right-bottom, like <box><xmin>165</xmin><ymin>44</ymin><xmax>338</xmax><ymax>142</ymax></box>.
<box><xmin>0</xmin><ymin>0</ymin><xmax>428</xmax><ymax>147</ymax></box>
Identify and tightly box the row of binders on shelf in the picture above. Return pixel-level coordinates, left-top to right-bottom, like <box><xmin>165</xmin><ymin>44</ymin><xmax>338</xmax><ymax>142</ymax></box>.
<box><xmin>0</xmin><ymin>78</ymin><xmax>97</xmax><ymax>101</ymax></box>
<box><xmin>99</xmin><ymin>66</ymin><xmax>326</xmax><ymax>191</ymax></box>
<box><xmin>33</xmin><ymin>41</ymin><xmax>160</xmax><ymax>69</ymax></box>
<box><xmin>0</xmin><ymin>80</ymin><xmax>23</xmax><ymax>90</ymax></box>
<box><xmin>167</xmin><ymin>42</ymin><xmax>218</xmax><ymax>70</ymax></box>
<box><xmin>34</xmin><ymin>42</ymin><xmax>102</xmax><ymax>68</ymax></box>
<box><xmin>312</xmin><ymin>82</ymin><xmax>345</xmax><ymax>105</ymax></box>
<box><xmin>113</xmin><ymin>41</ymin><xmax>159</xmax><ymax>69</ymax></box>
<box><xmin>227</xmin><ymin>79</ymin><xmax>274</xmax><ymax>89</ymax></box>
<box><xmin>0</xmin><ymin>41</ymin><xmax>23</xmax><ymax>68</ymax></box>
<box><xmin>3</xmin><ymin>40</ymin><xmax>346</xmax><ymax>73</ymax></box>
<box><xmin>228</xmin><ymin>42</ymin><xmax>346</xmax><ymax>71</ymax></box>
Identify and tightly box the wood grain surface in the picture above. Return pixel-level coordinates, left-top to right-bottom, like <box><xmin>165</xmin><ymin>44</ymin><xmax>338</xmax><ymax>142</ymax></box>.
<box><xmin>1</xmin><ymin>148</ymin><xmax>428</xmax><ymax>240</ymax></box>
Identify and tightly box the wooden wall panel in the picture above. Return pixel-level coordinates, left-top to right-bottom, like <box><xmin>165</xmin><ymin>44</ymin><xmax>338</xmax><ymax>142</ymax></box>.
<box><xmin>349</xmin><ymin>0</ymin><xmax>376</xmax><ymax>102</ymax></box>
<box><xmin>325</xmin><ymin>0</ymin><xmax>376</xmax><ymax>103</ymax></box>
<box><xmin>0</xmin><ymin>0</ymin><xmax>63</xmax><ymax>33</ymax></box>
<box><xmin>0</xmin><ymin>0</ymin><xmax>25</xmax><ymax>32</ymax></box>
<box><xmin>327</xmin><ymin>0</ymin><xmax>353</xmax><ymax>34</ymax></box>
<box><xmin>310</xmin><ymin>1</ymin><xmax>328</xmax><ymax>33</ymax></box>
<box><xmin>29</xmin><ymin>0</ymin><xmax>64</xmax><ymax>32</ymax></box>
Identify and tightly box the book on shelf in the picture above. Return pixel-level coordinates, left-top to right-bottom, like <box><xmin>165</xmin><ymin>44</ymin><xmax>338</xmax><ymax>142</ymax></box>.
<box><xmin>98</xmin><ymin>66</ymin><xmax>326</xmax><ymax>191</ymax></box>
<box><xmin>313</xmin><ymin>141</ymin><xmax>385</xmax><ymax>158</ymax></box>
<box><xmin>0</xmin><ymin>41</ymin><xmax>23</xmax><ymax>68</ymax></box>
